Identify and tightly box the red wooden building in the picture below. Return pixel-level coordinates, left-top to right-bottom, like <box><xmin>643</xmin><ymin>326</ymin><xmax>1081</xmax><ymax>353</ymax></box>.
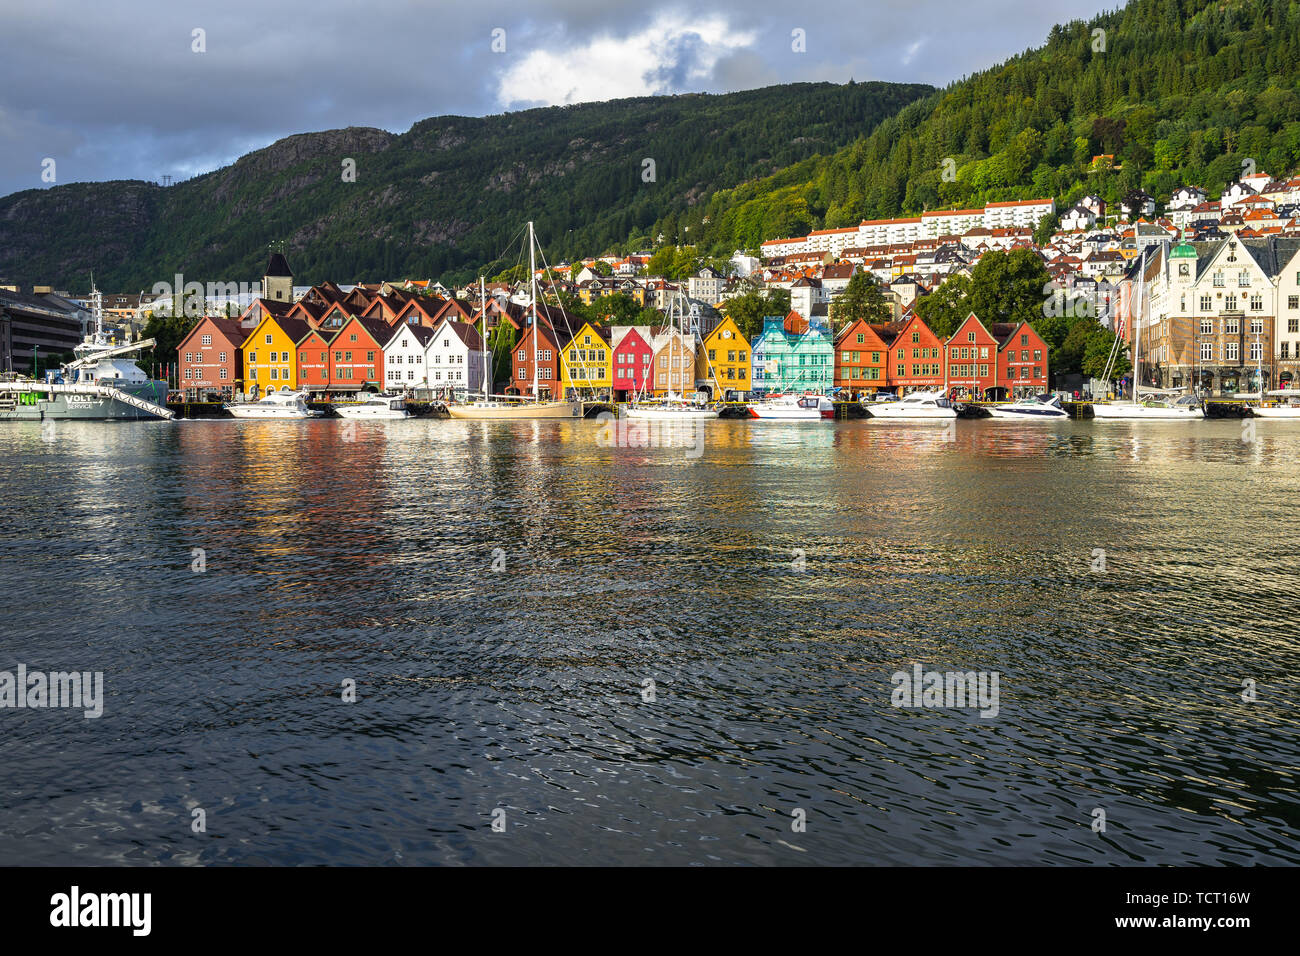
<box><xmin>994</xmin><ymin>321</ymin><xmax>1050</xmax><ymax>397</ymax></box>
<box><xmin>611</xmin><ymin>326</ymin><xmax>654</xmax><ymax>400</ymax></box>
<box><xmin>943</xmin><ymin>313</ymin><xmax>1000</xmax><ymax>399</ymax></box>
<box><xmin>885</xmin><ymin>314</ymin><xmax>946</xmax><ymax>393</ymax></box>
<box><xmin>327</xmin><ymin>316</ymin><xmax>391</xmax><ymax>394</ymax></box>
<box><xmin>177</xmin><ymin>316</ymin><xmax>252</xmax><ymax>401</ymax></box>
<box><xmin>296</xmin><ymin>327</ymin><xmax>337</xmax><ymax>394</ymax></box>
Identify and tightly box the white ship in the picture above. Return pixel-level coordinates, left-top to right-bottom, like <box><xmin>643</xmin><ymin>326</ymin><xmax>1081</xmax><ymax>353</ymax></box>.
<box><xmin>225</xmin><ymin>390</ymin><xmax>322</xmax><ymax>419</ymax></box>
<box><xmin>986</xmin><ymin>394</ymin><xmax>1070</xmax><ymax>420</ymax></box>
<box><xmin>746</xmin><ymin>394</ymin><xmax>834</xmax><ymax>420</ymax></box>
<box><xmin>866</xmin><ymin>390</ymin><xmax>957</xmax><ymax>420</ymax></box>
<box><xmin>0</xmin><ymin>288</ymin><xmax>173</xmax><ymax>421</ymax></box>
<box><xmin>333</xmin><ymin>395</ymin><xmax>410</xmax><ymax>419</ymax></box>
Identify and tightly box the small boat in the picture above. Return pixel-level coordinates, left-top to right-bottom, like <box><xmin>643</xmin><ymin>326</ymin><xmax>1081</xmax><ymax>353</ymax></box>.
<box><xmin>333</xmin><ymin>395</ymin><xmax>409</xmax><ymax>419</ymax></box>
<box><xmin>225</xmin><ymin>390</ymin><xmax>323</xmax><ymax>419</ymax></box>
<box><xmin>986</xmin><ymin>393</ymin><xmax>1069</xmax><ymax>420</ymax></box>
<box><xmin>624</xmin><ymin>401</ymin><xmax>719</xmax><ymax>421</ymax></box>
<box><xmin>747</xmin><ymin>394</ymin><xmax>834</xmax><ymax>420</ymax></box>
<box><xmin>1091</xmin><ymin>393</ymin><xmax>1203</xmax><ymax>420</ymax></box>
<box><xmin>866</xmin><ymin>390</ymin><xmax>957</xmax><ymax>420</ymax></box>
<box><xmin>1252</xmin><ymin>390</ymin><xmax>1300</xmax><ymax>418</ymax></box>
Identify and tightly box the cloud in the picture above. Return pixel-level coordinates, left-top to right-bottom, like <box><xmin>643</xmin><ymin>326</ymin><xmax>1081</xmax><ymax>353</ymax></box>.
<box><xmin>495</xmin><ymin>14</ymin><xmax>758</xmax><ymax>109</ymax></box>
<box><xmin>0</xmin><ymin>0</ymin><xmax>1114</xmax><ymax>198</ymax></box>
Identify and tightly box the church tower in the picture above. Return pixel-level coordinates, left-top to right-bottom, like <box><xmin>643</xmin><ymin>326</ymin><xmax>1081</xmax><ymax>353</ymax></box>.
<box><xmin>263</xmin><ymin>250</ymin><xmax>293</xmax><ymax>303</ymax></box>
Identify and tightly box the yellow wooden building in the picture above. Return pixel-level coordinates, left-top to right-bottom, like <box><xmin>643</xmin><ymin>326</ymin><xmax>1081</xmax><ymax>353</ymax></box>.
<box><xmin>697</xmin><ymin>316</ymin><xmax>750</xmax><ymax>397</ymax></box>
<box><xmin>242</xmin><ymin>314</ymin><xmax>310</xmax><ymax>397</ymax></box>
<box><xmin>560</xmin><ymin>323</ymin><xmax>612</xmax><ymax>397</ymax></box>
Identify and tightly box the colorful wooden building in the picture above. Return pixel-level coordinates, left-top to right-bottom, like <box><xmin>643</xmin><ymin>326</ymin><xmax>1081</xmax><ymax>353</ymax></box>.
<box><xmin>560</xmin><ymin>322</ymin><xmax>612</xmax><ymax>398</ymax></box>
<box><xmin>177</xmin><ymin>316</ymin><xmax>251</xmax><ymax>401</ymax></box>
<box><xmin>833</xmin><ymin>319</ymin><xmax>894</xmax><ymax>395</ymax></box>
<box><xmin>243</xmin><ymin>314</ymin><xmax>312</xmax><ymax>397</ymax></box>
<box><xmin>698</xmin><ymin>316</ymin><xmax>750</xmax><ymax>398</ymax></box>
<box><xmin>327</xmin><ymin>316</ymin><xmax>390</xmax><ymax>394</ymax></box>
<box><xmin>610</xmin><ymin>326</ymin><xmax>655</xmax><ymax>400</ymax></box>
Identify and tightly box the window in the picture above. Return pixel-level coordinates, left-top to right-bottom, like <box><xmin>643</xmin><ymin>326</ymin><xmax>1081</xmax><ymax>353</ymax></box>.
<box><xmin>1283</xmin><ymin>343</ymin><xmax>1291</xmax><ymax>359</ymax></box>
<box><xmin>266</xmin><ymin>334</ymin><xmax>273</xmax><ymax>344</ymax></box>
<box><xmin>912</xmin><ymin>331</ymin><xmax>920</xmax><ymax>343</ymax></box>
<box><xmin>270</xmin><ymin>368</ymin><xmax>279</xmax><ymax>380</ymax></box>
<box><xmin>1225</xmin><ymin>318</ymin><xmax>1239</xmax><ymax>334</ymax></box>
<box><xmin>219</xmin><ymin>352</ymin><xmax>227</xmax><ymax>363</ymax></box>
<box><xmin>1201</xmin><ymin>342</ymin><xmax>1213</xmax><ymax>361</ymax></box>
<box><xmin>1239</xmin><ymin>272</ymin><xmax>1251</xmax><ymax>287</ymax></box>
<box><xmin>1200</xmin><ymin>295</ymin><xmax>1212</xmax><ymax>310</ymax></box>
<box><xmin>1226</xmin><ymin>342</ymin><xmax>1239</xmax><ymax>361</ymax></box>
<box><xmin>1250</xmin><ymin>342</ymin><xmax>1263</xmax><ymax>361</ymax></box>
<box><xmin>968</xmin><ymin>331</ymin><xmax>976</xmax><ymax>342</ymax></box>
<box><xmin>1020</xmin><ymin>334</ymin><xmax>1028</xmax><ymax>346</ymax></box>
<box><xmin>201</xmin><ymin>335</ymin><xmax>212</xmax><ymax>345</ymax></box>
<box><xmin>1213</xmin><ymin>272</ymin><xmax>1224</xmax><ymax>287</ymax></box>
<box><xmin>1251</xmin><ymin>295</ymin><xmax>1263</xmax><ymax>311</ymax></box>
<box><xmin>367</xmin><ymin>352</ymin><xmax>374</xmax><ymax>362</ymax></box>
<box><xmin>1251</xmin><ymin>318</ymin><xmax>1263</xmax><ymax>334</ymax></box>
<box><xmin>1200</xmin><ymin>318</ymin><xmax>1213</xmax><ymax>335</ymax></box>
<box><xmin>856</xmin><ymin>333</ymin><xmax>865</xmax><ymax>344</ymax></box>
<box><xmin>1034</xmin><ymin>350</ymin><xmax>1042</xmax><ymax>361</ymax></box>
<box><xmin>219</xmin><ymin>368</ymin><xmax>228</xmax><ymax>380</ymax></box>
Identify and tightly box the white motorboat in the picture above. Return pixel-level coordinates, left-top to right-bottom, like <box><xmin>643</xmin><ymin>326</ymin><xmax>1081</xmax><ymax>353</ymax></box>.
<box><xmin>986</xmin><ymin>394</ymin><xmax>1069</xmax><ymax>420</ymax></box>
<box><xmin>1091</xmin><ymin>393</ymin><xmax>1203</xmax><ymax>420</ymax></box>
<box><xmin>624</xmin><ymin>401</ymin><xmax>719</xmax><ymax>421</ymax></box>
<box><xmin>1252</xmin><ymin>390</ymin><xmax>1300</xmax><ymax>418</ymax></box>
<box><xmin>746</xmin><ymin>394</ymin><xmax>834</xmax><ymax>421</ymax></box>
<box><xmin>866</xmin><ymin>390</ymin><xmax>956</xmax><ymax>420</ymax></box>
<box><xmin>225</xmin><ymin>390</ymin><xmax>323</xmax><ymax>419</ymax></box>
<box><xmin>334</xmin><ymin>395</ymin><xmax>410</xmax><ymax>419</ymax></box>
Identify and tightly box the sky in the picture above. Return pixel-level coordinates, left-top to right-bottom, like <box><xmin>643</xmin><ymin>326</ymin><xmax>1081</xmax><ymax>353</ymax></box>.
<box><xmin>0</xmin><ymin>0</ymin><xmax>1111</xmax><ymax>199</ymax></box>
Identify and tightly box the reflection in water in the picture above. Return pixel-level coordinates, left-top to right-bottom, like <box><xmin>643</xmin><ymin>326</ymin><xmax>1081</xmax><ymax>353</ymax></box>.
<box><xmin>0</xmin><ymin>417</ymin><xmax>1297</xmax><ymax>865</ymax></box>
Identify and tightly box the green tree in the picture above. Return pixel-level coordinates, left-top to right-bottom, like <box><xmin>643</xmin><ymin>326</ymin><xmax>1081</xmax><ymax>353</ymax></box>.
<box><xmin>965</xmin><ymin>248</ymin><xmax>1054</xmax><ymax>334</ymax></box>
<box><xmin>487</xmin><ymin>321</ymin><xmax>518</xmax><ymax>393</ymax></box>
<box><xmin>913</xmin><ymin>274</ymin><xmax>972</xmax><ymax>339</ymax></box>
<box><xmin>831</xmin><ymin>271</ymin><xmax>893</xmax><ymax>329</ymax></box>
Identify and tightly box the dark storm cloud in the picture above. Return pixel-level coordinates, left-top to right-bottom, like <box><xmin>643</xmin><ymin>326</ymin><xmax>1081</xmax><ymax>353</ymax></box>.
<box><xmin>0</xmin><ymin>0</ymin><xmax>1109</xmax><ymax>198</ymax></box>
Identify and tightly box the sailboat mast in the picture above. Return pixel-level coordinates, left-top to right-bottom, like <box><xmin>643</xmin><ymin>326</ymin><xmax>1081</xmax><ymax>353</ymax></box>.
<box><xmin>1133</xmin><ymin>248</ymin><xmax>1144</xmax><ymax>405</ymax></box>
<box><xmin>529</xmin><ymin>221</ymin><xmax>539</xmax><ymax>401</ymax></box>
<box><xmin>479</xmin><ymin>275</ymin><xmax>488</xmax><ymax>401</ymax></box>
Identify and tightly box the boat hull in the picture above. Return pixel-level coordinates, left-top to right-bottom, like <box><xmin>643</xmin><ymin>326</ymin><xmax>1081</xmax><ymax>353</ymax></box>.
<box><xmin>0</xmin><ymin>380</ymin><xmax>171</xmax><ymax>421</ymax></box>
<box><xmin>986</xmin><ymin>406</ymin><xmax>1068</xmax><ymax>420</ymax></box>
<box><xmin>333</xmin><ymin>406</ymin><xmax>409</xmax><ymax>419</ymax></box>
<box><xmin>624</xmin><ymin>407</ymin><xmax>719</xmax><ymax>420</ymax></box>
<box><xmin>867</xmin><ymin>407</ymin><xmax>957</xmax><ymax>420</ymax></box>
<box><xmin>1091</xmin><ymin>403</ymin><xmax>1202</xmax><ymax>420</ymax></box>
<box><xmin>225</xmin><ymin>407</ymin><xmax>323</xmax><ymax>419</ymax></box>
<box><xmin>447</xmin><ymin>401</ymin><xmax>584</xmax><ymax>420</ymax></box>
<box><xmin>1251</xmin><ymin>406</ymin><xmax>1300</xmax><ymax>418</ymax></box>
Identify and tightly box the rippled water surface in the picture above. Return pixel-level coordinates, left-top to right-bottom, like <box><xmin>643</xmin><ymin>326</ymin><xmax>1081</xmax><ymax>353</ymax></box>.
<box><xmin>1</xmin><ymin>416</ymin><xmax>1298</xmax><ymax>865</ymax></box>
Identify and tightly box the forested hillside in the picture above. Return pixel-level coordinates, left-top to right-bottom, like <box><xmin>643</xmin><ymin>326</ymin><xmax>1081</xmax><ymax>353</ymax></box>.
<box><xmin>678</xmin><ymin>0</ymin><xmax>1300</xmax><ymax>252</ymax></box>
<box><xmin>0</xmin><ymin>82</ymin><xmax>929</xmax><ymax>289</ymax></box>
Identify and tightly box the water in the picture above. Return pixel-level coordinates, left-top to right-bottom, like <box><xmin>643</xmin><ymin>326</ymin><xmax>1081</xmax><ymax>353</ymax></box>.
<box><xmin>1</xmin><ymin>416</ymin><xmax>1297</xmax><ymax>865</ymax></box>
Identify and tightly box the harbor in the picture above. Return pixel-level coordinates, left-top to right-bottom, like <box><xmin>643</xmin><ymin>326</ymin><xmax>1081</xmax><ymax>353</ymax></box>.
<box><xmin>3</xmin><ymin>414</ymin><xmax>1297</xmax><ymax>866</ymax></box>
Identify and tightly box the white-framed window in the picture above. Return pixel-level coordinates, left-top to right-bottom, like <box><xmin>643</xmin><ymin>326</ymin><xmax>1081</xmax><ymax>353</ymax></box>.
<box><xmin>1226</xmin><ymin>342</ymin><xmax>1239</xmax><ymax>361</ymax></box>
<box><xmin>201</xmin><ymin>335</ymin><xmax>212</xmax><ymax>345</ymax></box>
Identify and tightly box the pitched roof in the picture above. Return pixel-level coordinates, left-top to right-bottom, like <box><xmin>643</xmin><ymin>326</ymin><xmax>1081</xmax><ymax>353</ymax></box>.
<box><xmin>265</xmin><ymin>252</ymin><xmax>293</xmax><ymax>277</ymax></box>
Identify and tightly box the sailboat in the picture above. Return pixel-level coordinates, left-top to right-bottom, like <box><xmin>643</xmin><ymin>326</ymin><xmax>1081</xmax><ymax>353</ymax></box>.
<box><xmin>1091</xmin><ymin>246</ymin><xmax>1203</xmax><ymax>421</ymax></box>
<box><xmin>447</xmin><ymin>223</ymin><xmax>585</xmax><ymax>420</ymax></box>
<box><xmin>624</xmin><ymin>291</ymin><xmax>718</xmax><ymax>421</ymax></box>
